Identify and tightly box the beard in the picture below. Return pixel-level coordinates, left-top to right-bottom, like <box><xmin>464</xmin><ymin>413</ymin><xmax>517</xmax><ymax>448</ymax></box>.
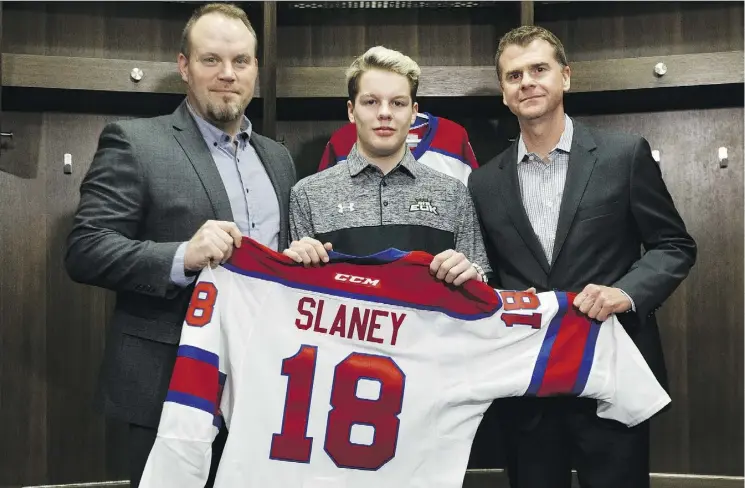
<box><xmin>206</xmin><ymin>96</ymin><xmax>244</xmax><ymax>122</ymax></box>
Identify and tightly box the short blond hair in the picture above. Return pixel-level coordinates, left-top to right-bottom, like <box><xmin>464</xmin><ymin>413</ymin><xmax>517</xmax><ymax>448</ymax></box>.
<box><xmin>180</xmin><ymin>3</ymin><xmax>257</xmax><ymax>58</ymax></box>
<box><xmin>346</xmin><ymin>46</ymin><xmax>421</xmax><ymax>103</ymax></box>
<box><xmin>495</xmin><ymin>25</ymin><xmax>568</xmax><ymax>81</ymax></box>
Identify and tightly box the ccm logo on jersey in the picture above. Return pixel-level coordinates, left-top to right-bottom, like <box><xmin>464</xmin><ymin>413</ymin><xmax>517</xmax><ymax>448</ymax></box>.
<box><xmin>334</xmin><ymin>273</ymin><xmax>380</xmax><ymax>288</ymax></box>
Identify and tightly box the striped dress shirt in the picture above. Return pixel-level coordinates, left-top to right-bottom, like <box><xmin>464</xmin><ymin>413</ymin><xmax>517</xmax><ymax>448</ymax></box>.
<box><xmin>515</xmin><ymin>115</ymin><xmax>635</xmax><ymax>310</ymax></box>
<box><xmin>516</xmin><ymin>114</ymin><xmax>574</xmax><ymax>264</ymax></box>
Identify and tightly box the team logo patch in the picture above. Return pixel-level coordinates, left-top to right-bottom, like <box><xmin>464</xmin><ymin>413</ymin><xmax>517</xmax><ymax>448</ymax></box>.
<box><xmin>338</xmin><ymin>202</ymin><xmax>355</xmax><ymax>213</ymax></box>
<box><xmin>409</xmin><ymin>199</ymin><xmax>438</xmax><ymax>215</ymax></box>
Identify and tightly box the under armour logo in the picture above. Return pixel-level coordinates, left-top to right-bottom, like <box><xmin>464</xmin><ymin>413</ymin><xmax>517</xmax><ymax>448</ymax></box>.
<box><xmin>409</xmin><ymin>199</ymin><xmax>438</xmax><ymax>215</ymax></box>
<box><xmin>338</xmin><ymin>202</ymin><xmax>355</xmax><ymax>213</ymax></box>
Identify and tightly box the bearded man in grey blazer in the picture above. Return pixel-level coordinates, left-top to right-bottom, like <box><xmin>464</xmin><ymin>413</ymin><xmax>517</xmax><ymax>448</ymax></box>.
<box><xmin>64</xmin><ymin>4</ymin><xmax>296</xmax><ymax>487</ymax></box>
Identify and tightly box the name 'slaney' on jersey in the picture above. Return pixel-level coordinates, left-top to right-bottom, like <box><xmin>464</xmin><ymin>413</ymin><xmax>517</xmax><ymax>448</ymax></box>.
<box><xmin>295</xmin><ymin>295</ymin><xmax>406</xmax><ymax>346</ymax></box>
<box><xmin>139</xmin><ymin>238</ymin><xmax>670</xmax><ymax>488</ymax></box>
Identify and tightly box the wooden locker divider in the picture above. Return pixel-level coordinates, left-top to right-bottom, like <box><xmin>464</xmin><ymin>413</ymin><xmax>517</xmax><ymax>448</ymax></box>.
<box><xmin>520</xmin><ymin>0</ymin><xmax>534</xmax><ymax>26</ymax></box>
<box><xmin>261</xmin><ymin>0</ymin><xmax>277</xmax><ymax>138</ymax></box>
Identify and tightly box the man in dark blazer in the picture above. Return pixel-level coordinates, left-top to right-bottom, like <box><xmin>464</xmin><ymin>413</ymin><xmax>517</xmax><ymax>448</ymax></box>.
<box><xmin>64</xmin><ymin>4</ymin><xmax>296</xmax><ymax>487</ymax></box>
<box><xmin>468</xmin><ymin>26</ymin><xmax>696</xmax><ymax>488</ymax></box>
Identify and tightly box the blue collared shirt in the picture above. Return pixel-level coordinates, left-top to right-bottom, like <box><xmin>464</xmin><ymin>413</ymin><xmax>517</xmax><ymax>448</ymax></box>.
<box><xmin>170</xmin><ymin>103</ymin><xmax>280</xmax><ymax>287</ymax></box>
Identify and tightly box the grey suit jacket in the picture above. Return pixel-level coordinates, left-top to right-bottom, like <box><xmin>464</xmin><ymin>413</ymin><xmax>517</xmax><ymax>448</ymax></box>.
<box><xmin>65</xmin><ymin>100</ymin><xmax>296</xmax><ymax>427</ymax></box>
<box><xmin>469</xmin><ymin>120</ymin><xmax>697</xmax><ymax>393</ymax></box>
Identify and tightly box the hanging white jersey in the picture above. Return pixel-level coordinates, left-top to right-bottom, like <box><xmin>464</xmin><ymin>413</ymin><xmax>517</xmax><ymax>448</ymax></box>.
<box><xmin>318</xmin><ymin>112</ymin><xmax>478</xmax><ymax>185</ymax></box>
<box><xmin>140</xmin><ymin>238</ymin><xmax>670</xmax><ymax>488</ymax></box>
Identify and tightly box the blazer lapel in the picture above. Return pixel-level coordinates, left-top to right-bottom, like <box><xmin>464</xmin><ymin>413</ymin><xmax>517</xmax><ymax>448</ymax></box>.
<box><xmin>497</xmin><ymin>144</ymin><xmax>551</xmax><ymax>274</ymax></box>
<box><xmin>171</xmin><ymin>101</ymin><xmax>233</xmax><ymax>222</ymax></box>
<box><xmin>550</xmin><ymin>122</ymin><xmax>598</xmax><ymax>265</ymax></box>
<box><xmin>250</xmin><ymin>135</ymin><xmax>282</xmax><ymax>202</ymax></box>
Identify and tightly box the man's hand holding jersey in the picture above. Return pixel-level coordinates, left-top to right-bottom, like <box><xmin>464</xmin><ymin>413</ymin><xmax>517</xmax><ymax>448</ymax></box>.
<box><xmin>518</xmin><ymin>285</ymin><xmax>630</xmax><ymax>322</ymax></box>
<box><xmin>283</xmin><ymin>237</ymin><xmax>481</xmax><ymax>286</ymax></box>
<box><xmin>573</xmin><ymin>284</ymin><xmax>633</xmax><ymax>322</ymax></box>
<box><xmin>283</xmin><ymin>237</ymin><xmax>333</xmax><ymax>267</ymax></box>
<box><xmin>184</xmin><ymin>220</ymin><xmax>243</xmax><ymax>271</ymax></box>
<box><xmin>429</xmin><ymin>249</ymin><xmax>481</xmax><ymax>286</ymax></box>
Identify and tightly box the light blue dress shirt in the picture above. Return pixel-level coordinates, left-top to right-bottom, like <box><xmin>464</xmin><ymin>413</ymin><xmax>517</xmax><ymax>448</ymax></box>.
<box><xmin>169</xmin><ymin>103</ymin><xmax>280</xmax><ymax>287</ymax></box>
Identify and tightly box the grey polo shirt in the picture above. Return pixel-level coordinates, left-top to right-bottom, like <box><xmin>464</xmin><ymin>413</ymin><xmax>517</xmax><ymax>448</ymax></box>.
<box><xmin>289</xmin><ymin>144</ymin><xmax>490</xmax><ymax>272</ymax></box>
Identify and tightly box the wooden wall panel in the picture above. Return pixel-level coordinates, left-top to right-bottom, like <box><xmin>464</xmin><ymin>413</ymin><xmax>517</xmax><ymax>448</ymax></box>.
<box><xmin>680</xmin><ymin>112</ymin><xmax>744</xmax><ymax>477</ymax></box>
<box><xmin>2</xmin><ymin>2</ymin><xmax>267</xmax><ymax>99</ymax></box>
<box><xmin>277</xmin><ymin>4</ymin><xmax>519</xmax><ymax>67</ymax></box>
<box><xmin>537</xmin><ymin>1</ymin><xmax>744</xmax><ymax>62</ymax></box>
<box><xmin>43</xmin><ymin>113</ymin><xmax>131</xmax><ymax>483</ymax></box>
<box><xmin>0</xmin><ymin>111</ymin><xmax>134</xmax><ymax>485</ymax></box>
<box><xmin>0</xmin><ymin>112</ymin><xmax>47</xmax><ymax>487</ymax></box>
<box><xmin>3</xmin><ymin>1</ymin><xmax>191</xmax><ymax>60</ymax></box>
<box><xmin>3</xmin><ymin>1</ymin><xmax>263</xmax><ymax>61</ymax></box>
<box><xmin>573</xmin><ymin>108</ymin><xmax>744</xmax><ymax>476</ymax></box>
<box><xmin>99</xmin><ymin>3</ymin><xmax>188</xmax><ymax>62</ymax></box>
<box><xmin>277</xmin><ymin>2</ymin><xmax>743</xmax><ymax>69</ymax></box>
<box><xmin>278</xmin><ymin>119</ymin><xmax>348</xmax><ymax>179</ymax></box>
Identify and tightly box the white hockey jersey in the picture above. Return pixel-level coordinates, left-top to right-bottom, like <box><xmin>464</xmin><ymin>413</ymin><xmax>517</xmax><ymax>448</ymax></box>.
<box><xmin>140</xmin><ymin>238</ymin><xmax>670</xmax><ymax>488</ymax></box>
<box><xmin>318</xmin><ymin>112</ymin><xmax>478</xmax><ymax>185</ymax></box>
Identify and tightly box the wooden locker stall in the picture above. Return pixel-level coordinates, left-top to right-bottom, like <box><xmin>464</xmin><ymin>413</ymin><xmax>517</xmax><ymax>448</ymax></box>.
<box><xmin>0</xmin><ymin>1</ymin><xmax>742</xmax><ymax>486</ymax></box>
<box><xmin>275</xmin><ymin>1</ymin><xmax>522</xmax><ymax>179</ymax></box>
<box><xmin>574</xmin><ymin>107</ymin><xmax>744</xmax><ymax>476</ymax></box>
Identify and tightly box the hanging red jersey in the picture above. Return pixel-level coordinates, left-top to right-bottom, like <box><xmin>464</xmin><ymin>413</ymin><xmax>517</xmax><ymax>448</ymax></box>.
<box><xmin>318</xmin><ymin>113</ymin><xmax>478</xmax><ymax>185</ymax></box>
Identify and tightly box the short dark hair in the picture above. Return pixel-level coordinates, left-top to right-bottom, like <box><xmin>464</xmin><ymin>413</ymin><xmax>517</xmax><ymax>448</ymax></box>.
<box><xmin>180</xmin><ymin>3</ymin><xmax>258</xmax><ymax>58</ymax></box>
<box><xmin>495</xmin><ymin>25</ymin><xmax>568</xmax><ymax>81</ymax></box>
